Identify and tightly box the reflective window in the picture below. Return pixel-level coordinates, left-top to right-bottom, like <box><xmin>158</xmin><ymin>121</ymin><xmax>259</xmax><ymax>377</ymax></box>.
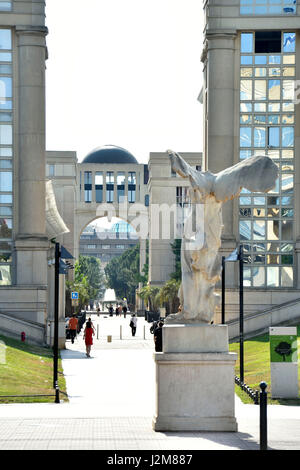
<box><xmin>95</xmin><ymin>171</ymin><xmax>103</xmax><ymax>203</ymax></box>
<box><xmin>241</xmin><ymin>33</ymin><xmax>253</xmax><ymax>53</ymax></box>
<box><xmin>128</xmin><ymin>171</ymin><xmax>136</xmax><ymax>203</ymax></box>
<box><xmin>117</xmin><ymin>171</ymin><xmax>125</xmax><ymax>203</ymax></box>
<box><xmin>0</xmin><ymin>3</ymin><xmax>12</xmax><ymax>12</ymax></box>
<box><xmin>84</xmin><ymin>171</ymin><xmax>92</xmax><ymax>203</ymax></box>
<box><xmin>0</xmin><ymin>30</ymin><xmax>11</xmax><ymax>49</ymax></box>
<box><xmin>106</xmin><ymin>172</ymin><xmax>114</xmax><ymax>203</ymax></box>
<box><xmin>283</xmin><ymin>32</ymin><xmax>296</xmax><ymax>52</ymax></box>
<box><xmin>240</xmin><ymin>1</ymin><xmax>296</xmax><ymax>15</ymax></box>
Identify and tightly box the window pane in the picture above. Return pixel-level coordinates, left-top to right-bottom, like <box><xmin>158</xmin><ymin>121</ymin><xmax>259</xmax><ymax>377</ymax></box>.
<box><xmin>0</xmin><ymin>77</ymin><xmax>12</xmax><ymax>98</ymax></box>
<box><xmin>282</xmin><ymin>67</ymin><xmax>295</xmax><ymax>76</ymax></box>
<box><xmin>240</xmin><ymin>80</ymin><xmax>252</xmax><ymax>100</ymax></box>
<box><xmin>283</xmin><ymin>32</ymin><xmax>296</xmax><ymax>52</ymax></box>
<box><xmin>253</xmin><ymin>267</ymin><xmax>265</xmax><ymax>287</ymax></box>
<box><xmin>254</xmin><ymin>127</ymin><xmax>266</xmax><ymax>147</ymax></box>
<box><xmin>0</xmin><ymin>218</ymin><xmax>12</xmax><ymax>237</ymax></box>
<box><xmin>281</xmin><ymin>266</ymin><xmax>293</xmax><ymax>287</ymax></box>
<box><xmin>268</xmin><ymin>80</ymin><xmax>280</xmax><ymax>100</ymax></box>
<box><xmin>283</xmin><ymin>55</ymin><xmax>295</xmax><ymax>64</ymax></box>
<box><xmin>268</xmin><ymin>127</ymin><xmax>280</xmax><ymax>147</ymax></box>
<box><xmin>282</xmin><ymin>80</ymin><xmax>294</xmax><ymax>100</ymax></box>
<box><xmin>282</xmin><ymin>127</ymin><xmax>294</xmax><ymax>147</ymax></box>
<box><xmin>254</xmin><ymin>80</ymin><xmax>266</xmax><ymax>100</ymax></box>
<box><xmin>241</xmin><ymin>55</ymin><xmax>253</xmax><ymax>65</ymax></box>
<box><xmin>267</xmin><ymin>220</ymin><xmax>280</xmax><ymax>240</ymax></box>
<box><xmin>241</xmin><ymin>67</ymin><xmax>253</xmax><ymax>77</ymax></box>
<box><xmin>241</xmin><ymin>33</ymin><xmax>253</xmax><ymax>53</ymax></box>
<box><xmin>253</xmin><ymin>220</ymin><xmax>265</xmax><ymax>240</ymax></box>
<box><xmin>240</xmin><ymin>220</ymin><xmax>251</xmax><ymax>240</ymax></box>
<box><xmin>267</xmin><ymin>267</ymin><xmax>279</xmax><ymax>287</ymax></box>
<box><xmin>0</xmin><ymin>171</ymin><xmax>12</xmax><ymax>191</ymax></box>
<box><xmin>0</xmin><ymin>30</ymin><xmax>11</xmax><ymax>50</ymax></box>
<box><xmin>0</xmin><ymin>265</ymin><xmax>11</xmax><ymax>286</ymax></box>
<box><xmin>240</xmin><ymin>127</ymin><xmax>252</xmax><ymax>147</ymax></box>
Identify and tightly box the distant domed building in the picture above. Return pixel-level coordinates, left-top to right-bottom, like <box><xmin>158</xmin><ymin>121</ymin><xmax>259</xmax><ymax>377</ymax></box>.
<box><xmin>82</xmin><ymin>145</ymin><xmax>139</xmax><ymax>165</ymax></box>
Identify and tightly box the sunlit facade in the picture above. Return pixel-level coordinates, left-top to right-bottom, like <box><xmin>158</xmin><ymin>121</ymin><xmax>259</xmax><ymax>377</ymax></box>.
<box><xmin>202</xmin><ymin>0</ymin><xmax>300</xmax><ymax>320</ymax></box>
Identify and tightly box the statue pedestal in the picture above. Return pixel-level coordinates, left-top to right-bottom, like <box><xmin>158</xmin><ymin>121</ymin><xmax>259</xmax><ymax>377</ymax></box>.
<box><xmin>153</xmin><ymin>324</ymin><xmax>238</xmax><ymax>432</ymax></box>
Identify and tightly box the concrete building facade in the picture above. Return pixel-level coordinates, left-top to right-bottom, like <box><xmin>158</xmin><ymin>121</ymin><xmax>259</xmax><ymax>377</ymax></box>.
<box><xmin>202</xmin><ymin>0</ymin><xmax>300</xmax><ymax>324</ymax></box>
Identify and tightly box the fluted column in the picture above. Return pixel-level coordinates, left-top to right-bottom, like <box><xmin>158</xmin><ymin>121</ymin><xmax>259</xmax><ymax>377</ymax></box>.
<box><xmin>15</xmin><ymin>26</ymin><xmax>49</xmax><ymax>286</ymax></box>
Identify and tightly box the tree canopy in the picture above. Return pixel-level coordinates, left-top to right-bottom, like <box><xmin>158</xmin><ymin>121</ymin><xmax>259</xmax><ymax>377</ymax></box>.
<box><xmin>105</xmin><ymin>243</ymin><xmax>148</xmax><ymax>305</ymax></box>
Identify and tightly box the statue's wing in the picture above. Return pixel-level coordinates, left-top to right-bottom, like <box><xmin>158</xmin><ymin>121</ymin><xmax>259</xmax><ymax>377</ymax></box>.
<box><xmin>167</xmin><ymin>150</ymin><xmax>212</xmax><ymax>195</ymax></box>
<box><xmin>213</xmin><ymin>155</ymin><xmax>278</xmax><ymax>202</ymax></box>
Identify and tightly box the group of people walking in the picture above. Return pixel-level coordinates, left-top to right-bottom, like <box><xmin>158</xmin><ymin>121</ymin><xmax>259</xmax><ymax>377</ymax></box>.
<box><xmin>108</xmin><ymin>304</ymin><xmax>127</xmax><ymax>317</ymax></box>
<box><xmin>68</xmin><ymin>311</ymin><xmax>139</xmax><ymax>358</ymax></box>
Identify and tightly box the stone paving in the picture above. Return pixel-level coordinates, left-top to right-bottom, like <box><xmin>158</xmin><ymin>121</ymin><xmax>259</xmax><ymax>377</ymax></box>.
<box><xmin>0</xmin><ymin>314</ymin><xmax>300</xmax><ymax>452</ymax></box>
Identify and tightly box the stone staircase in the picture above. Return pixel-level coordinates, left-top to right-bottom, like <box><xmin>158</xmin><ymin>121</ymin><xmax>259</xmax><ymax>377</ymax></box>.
<box><xmin>228</xmin><ymin>296</ymin><xmax>300</xmax><ymax>342</ymax></box>
<box><xmin>0</xmin><ymin>312</ymin><xmax>45</xmax><ymax>345</ymax></box>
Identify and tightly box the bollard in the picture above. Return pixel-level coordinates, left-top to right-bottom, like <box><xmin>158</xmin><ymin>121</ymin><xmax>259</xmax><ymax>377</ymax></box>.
<box><xmin>259</xmin><ymin>381</ymin><xmax>268</xmax><ymax>450</ymax></box>
<box><xmin>97</xmin><ymin>324</ymin><xmax>99</xmax><ymax>340</ymax></box>
<box><xmin>55</xmin><ymin>381</ymin><xmax>60</xmax><ymax>404</ymax></box>
<box><xmin>144</xmin><ymin>325</ymin><xmax>146</xmax><ymax>340</ymax></box>
<box><xmin>120</xmin><ymin>325</ymin><xmax>122</xmax><ymax>340</ymax></box>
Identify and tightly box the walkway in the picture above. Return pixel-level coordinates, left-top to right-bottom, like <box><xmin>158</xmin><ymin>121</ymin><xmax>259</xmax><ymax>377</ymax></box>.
<box><xmin>0</xmin><ymin>314</ymin><xmax>299</xmax><ymax>451</ymax></box>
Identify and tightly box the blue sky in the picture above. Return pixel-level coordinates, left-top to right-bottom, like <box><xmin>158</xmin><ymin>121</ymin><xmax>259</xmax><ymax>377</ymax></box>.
<box><xmin>45</xmin><ymin>0</ymin><xmax>203</xmax><ymax>163</ymax></box>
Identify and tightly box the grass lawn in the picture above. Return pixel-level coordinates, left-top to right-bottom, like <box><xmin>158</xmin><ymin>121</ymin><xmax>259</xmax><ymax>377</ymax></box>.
<box><xmin>229</xmin><ymin>325</ymin><xmax>300</xmax><ymax>405</ymax></box>
<box><xmin>0</xmin><ymin>335</ymin><xmax>68</xmax><ymax>403</ymax></box>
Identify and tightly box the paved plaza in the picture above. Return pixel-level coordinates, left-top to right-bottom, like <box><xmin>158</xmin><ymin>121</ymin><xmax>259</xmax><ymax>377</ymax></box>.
<box><xmin>0</xmin><ymin>314</ymin><xmax>299</xmax><ymax>452</ymax></box>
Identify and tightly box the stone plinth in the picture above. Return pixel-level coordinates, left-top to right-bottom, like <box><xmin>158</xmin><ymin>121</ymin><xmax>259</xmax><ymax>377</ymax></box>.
<box><xmin>153</xmin><ymin>324</ymin><xmax>237</xmax><ymax>432</ymax></box>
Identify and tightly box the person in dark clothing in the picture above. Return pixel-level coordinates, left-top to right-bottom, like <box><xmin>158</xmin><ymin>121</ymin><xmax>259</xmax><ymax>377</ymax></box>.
<box><xmin>154</xmin><ymin>321</ymin><xmax>164</xmax><ymax>352</ymax></box>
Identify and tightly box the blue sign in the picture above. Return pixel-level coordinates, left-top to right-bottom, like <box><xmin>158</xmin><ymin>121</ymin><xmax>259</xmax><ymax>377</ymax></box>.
<box><xmin>71</xmin><ymin>292</ymin><xmax>79</xmax><ymax>300</ymax></box>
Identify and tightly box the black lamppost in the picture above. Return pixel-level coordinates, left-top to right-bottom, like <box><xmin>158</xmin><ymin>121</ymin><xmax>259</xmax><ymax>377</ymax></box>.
<box><xmin>221</xmin><ymin>245</ymin><xmax>244</xmax><ymax>382</ymax></box>
<box><xmin>52</xmin><ymin>242</ymin><xmax>74</xmax><ymax>402</ymax></box>
<box><xmin>239</xmin><ymin>244</ymin><xmax>244</xmax><ymax>384</ymax></box>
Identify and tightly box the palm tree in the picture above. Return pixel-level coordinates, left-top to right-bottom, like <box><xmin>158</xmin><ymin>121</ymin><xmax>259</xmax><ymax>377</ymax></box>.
<box><xmin>137</xmin><ymin>285</ymin><xmax>161</xmax><ymax>312</ymax></box>
<box><xmin>158</xmin><ymin>279</ymin><xmax>180</xmax><ymax>314</ymax></box>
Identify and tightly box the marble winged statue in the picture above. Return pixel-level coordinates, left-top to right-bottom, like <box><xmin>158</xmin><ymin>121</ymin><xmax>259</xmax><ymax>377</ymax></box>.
<box><xmin>165</xmin><ymin>150</ymin><xmax>278</xmax><ymax>324</ymax></box>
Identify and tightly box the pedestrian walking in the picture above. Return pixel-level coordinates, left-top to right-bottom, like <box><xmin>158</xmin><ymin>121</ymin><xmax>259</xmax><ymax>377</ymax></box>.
<box><xmin>108</xmin><ymin>305</ymin><xmax>113</xmax><ymax>316</ymax></box>
<box><xmin>154</xmin><ymin>321</ymin><xmax>164</xmax><ymax>352</ymax></box>
<box><xmin>68</xmin><ymin>314</ymin><xmax>78</xmax><ymax>344</ymax></box>
<box><xmin>122</xmin><ymin>305</ymin><xmax>127</xmax><ymax>318</ymax></box>
<box><xmin>83</xmin><ymin>318</ymin><xmax>95</xmax><ymax>357</ymax></box>
<box><xmin>129</xmin><ymin>313</ymin><xmax>137</xmax><ymax>336</ymax></box>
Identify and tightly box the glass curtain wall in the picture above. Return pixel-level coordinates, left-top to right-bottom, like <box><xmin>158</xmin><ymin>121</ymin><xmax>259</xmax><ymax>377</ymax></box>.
<box><xmin>0</xmin><ymin>29</ymin><xmax>12</xmax><ymax>285</ymax></box>
<box><xmin>239</xmin><ymin>31</ymin><xmax>295</xmax><ymax>288</ymax></box>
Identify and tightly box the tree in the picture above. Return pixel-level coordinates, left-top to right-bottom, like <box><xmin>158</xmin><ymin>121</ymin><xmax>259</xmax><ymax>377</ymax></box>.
<box><xmin>76</xmin><ymin>255</ymin><xmax>106</xmax><ymax>300</ymax></box>
<box><xmin>105</xmin><ymin>243</ymin><xmax>147</xmax><ymax>305</ymax></box>
<box><xmin>158</xmin><ymin>278</ymin><xmax>180</xmax><ymax>314</ymax></box>
<box><xmin>170</xmin><ymin>239</ymin><xmax>182</xmax><ymax>282</ymax></box>
<box><xmin>65</xmin><ymin>255</ymin><xmax>105</xmax><ymax>315</ymax></box>
<box><xmin>137</xmin><ymin>285</ymin><xmax>161</xmax><ymax>313</ymax></box>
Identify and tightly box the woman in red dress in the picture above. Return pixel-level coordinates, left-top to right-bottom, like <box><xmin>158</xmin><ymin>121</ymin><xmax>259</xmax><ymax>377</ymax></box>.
<box><xmin>83</xmin><ymin>318</ymin><xmax>95</xmax><ymax>357</ymax></box>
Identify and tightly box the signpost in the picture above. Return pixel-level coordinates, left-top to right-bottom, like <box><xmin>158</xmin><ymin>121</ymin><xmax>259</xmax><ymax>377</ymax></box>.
<box><xmin>269</xmin><ymin>326</ymin><xmax>298</xmax><ymax>398</ymax></box>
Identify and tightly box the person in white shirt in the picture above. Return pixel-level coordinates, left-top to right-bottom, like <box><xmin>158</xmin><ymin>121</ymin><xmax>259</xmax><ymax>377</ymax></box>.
<box><xmin>130</xmin><ymin>314</ymin><xmax>137</xmax><ymax>336</ymax></box>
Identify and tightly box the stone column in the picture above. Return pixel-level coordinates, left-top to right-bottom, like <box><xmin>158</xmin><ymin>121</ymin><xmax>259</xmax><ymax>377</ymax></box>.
<box><xmin>15</xmin><ymin>26</ymin><xmax>49</xmax><ymax>286</ymax></box>
<box><xmin>204</xmin><ymin>31</ymin><xmax>238</xmax><ymax>286</ymax></box>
